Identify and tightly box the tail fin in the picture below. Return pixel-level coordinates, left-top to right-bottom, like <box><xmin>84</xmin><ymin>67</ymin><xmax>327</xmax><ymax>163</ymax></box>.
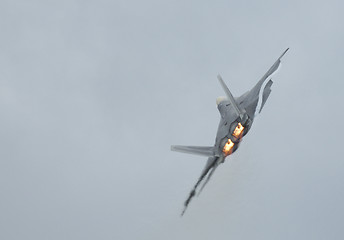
<box><xmin>217</xmin><ymin>75</ymin><xmax>244</xmax><ymax>120</ymax></box>
<box><xmin>171</xmin><ymin>145</ymin><xmax>215</xmax><ymax>157</ymax></box>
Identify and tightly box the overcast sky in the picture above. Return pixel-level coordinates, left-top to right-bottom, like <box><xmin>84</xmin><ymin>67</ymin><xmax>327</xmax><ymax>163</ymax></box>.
<box><xmin>1</xmin><ymin>0</ymin><xmax>344</xmax><ymax>239</ymax></box>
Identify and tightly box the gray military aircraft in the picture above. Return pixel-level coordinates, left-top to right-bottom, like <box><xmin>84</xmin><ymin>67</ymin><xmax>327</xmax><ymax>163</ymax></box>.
<box><xmin>171</xmin><ymin>48</ymin><xmax>289</xmax><ymax>216</ymax></box>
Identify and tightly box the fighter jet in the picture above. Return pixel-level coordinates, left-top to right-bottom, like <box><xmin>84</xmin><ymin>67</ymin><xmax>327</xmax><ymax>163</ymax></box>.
<box><xmin>171</xmin><ymin>48</ymin><xmax>289</xmax><ymax>216</ymax></box>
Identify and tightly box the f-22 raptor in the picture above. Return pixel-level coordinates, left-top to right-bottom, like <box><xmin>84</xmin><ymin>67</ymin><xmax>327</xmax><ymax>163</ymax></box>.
<box><xmin>171</xmin><ymin>49</ymin><xmax>289</xmax><ymax>216</ymax></box>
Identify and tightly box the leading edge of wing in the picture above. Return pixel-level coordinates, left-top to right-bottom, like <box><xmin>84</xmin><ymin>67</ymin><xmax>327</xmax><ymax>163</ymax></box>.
<box><xmin>238</xmin><ymin>48</ymin><xmax>289</xmax><ymax>117</ymax></box>
<box><xmin>181</xmin><ymin>156</ymin><xmax>220</xmax><ymax>216</ymax></box>
<box><xmin>251</xmin><ymin>48</ymin><xmax>289</xmax><ymax>95</ymax></box>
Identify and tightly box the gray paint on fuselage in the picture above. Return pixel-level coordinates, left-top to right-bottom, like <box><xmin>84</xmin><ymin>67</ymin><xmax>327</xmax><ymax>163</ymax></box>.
<box><xmin>171</xmin><ymin>48</ymin><xmax>289</xmax><ymax>216</ymax></box>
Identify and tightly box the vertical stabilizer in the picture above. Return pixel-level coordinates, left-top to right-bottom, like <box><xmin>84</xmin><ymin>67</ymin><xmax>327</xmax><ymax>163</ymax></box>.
<box><xmin>217</xmin><ymin>75</ymin><xmax>243</xmax><ymax>119</ymax></box>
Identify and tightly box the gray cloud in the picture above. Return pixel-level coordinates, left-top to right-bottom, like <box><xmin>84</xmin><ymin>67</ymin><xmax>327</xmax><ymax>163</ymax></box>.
<box><xmin>0</xmin><ymin>0</ymin><xmax>343</xmax><ymax>239</ymax></box>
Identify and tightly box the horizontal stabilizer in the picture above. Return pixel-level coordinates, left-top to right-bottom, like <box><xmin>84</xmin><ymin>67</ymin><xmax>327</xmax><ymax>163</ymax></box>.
<box><xmin>171</xmin><ymin>145</ymin><xmax>215</xmax><ymax>157</ymax></box>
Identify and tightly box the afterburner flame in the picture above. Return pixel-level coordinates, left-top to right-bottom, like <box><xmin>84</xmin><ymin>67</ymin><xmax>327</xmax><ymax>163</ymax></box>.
<box><xmin>232</xmin><ymin>123</ymin><xmax>244</xmax><ymax>139</ymax></box>
<box><xmin>222</xmin><ymin>138</ymin><xmax>234</xmax><ymax>156</ymax></box>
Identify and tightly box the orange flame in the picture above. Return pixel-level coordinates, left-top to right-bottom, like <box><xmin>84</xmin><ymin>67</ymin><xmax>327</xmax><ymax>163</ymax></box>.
<box><xmin>222</xmin><ymin>138</ymin><xmax>234</xmax><ymax>156</ymax></box>
<box><xmin>232</xmin><ymin>123</ymin><xmax>244</xmax><ymax>139</ymax></box>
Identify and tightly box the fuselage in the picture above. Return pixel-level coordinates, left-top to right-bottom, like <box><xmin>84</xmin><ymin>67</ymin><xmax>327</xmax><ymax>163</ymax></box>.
<box><xmin>213</xmin><ymin>100</ymin><xmax>253</xmax><ymax>158</ymax></box>
<box><xmin>173</xmin><ymin>48</ymin><xmax>288</xmax><ymax>216</ymax></box>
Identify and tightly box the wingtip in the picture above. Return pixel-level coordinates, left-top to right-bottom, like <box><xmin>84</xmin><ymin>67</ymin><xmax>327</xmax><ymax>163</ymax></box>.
<box><xmin>279</xmin><ymin>48</ymin><xmax>289</xmax><ymax>59</ymax></box>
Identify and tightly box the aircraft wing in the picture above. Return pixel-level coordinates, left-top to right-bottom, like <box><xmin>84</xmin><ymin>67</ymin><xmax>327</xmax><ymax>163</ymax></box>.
<box><xmin>181</xmin><ymin>156</ymin><xmax>222</xmax><ymax>216</ymax></box>
<box><xmin>239</xmin><ymin>48</ymin><xmax>289</xmax><ymax>118</ymax></box>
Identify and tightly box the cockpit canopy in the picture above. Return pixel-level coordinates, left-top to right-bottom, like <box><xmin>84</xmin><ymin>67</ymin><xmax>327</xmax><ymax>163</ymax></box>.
<box><xmin>216</xmin><ymin>96</ymin><xmax>227</xmax><ymax>106</ymax></box>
